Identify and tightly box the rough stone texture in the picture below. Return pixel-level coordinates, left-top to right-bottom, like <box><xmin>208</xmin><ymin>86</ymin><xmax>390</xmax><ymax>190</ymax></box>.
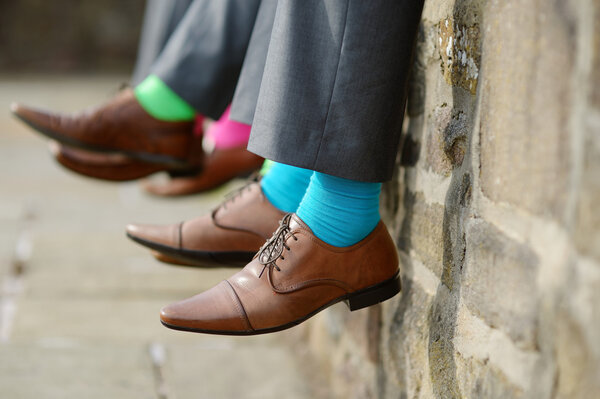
<box><xmin>575</xmin><ymin>0</ymin><xmax>600</xmax><ymax>262</ymax></box>
<box><xmin>553</xmin><ymin>258</ymin><xmax>600</xmax><ymax>399</ymax></box>
<box><xmin>454</xmin><ymin>353</ymin><xmax>524</xmax><ymax>399</ymax></box>
<box><xmin>463</xmin><ymin>219</ymin><xmax>539</xmax><ymax>349</ymax></box>
<box><xmin>574</xmin><ymin>130</ymin><xmax>600</xmax><ymax>262</ymax></box>
<box><xmin>591</xmin><ymin>0</ymin><xmax>600</xmax><ymax>109</ymax></box>
<box><xmin>397</xmin><ymin>192</ymin><xmax>445</xmax><ymax>278</ymax></box>
<box><xmin>302</xmin><ymin>0</ymin><xmax>600</xmax><ymax>398</ymax></box>
<box><xmin>479</xmin><ymin>0</ymin><xmax>574</xmax><ymax>223</ymax></box>
<box><xmin>382</xmin><ymin>280</ymin><xmax>435</xmax><ymax>398</ymax></box>
<box><xmin>438</xmin><ymin>18</ymin><xmax>480</xmax><ymax>94</ymax></box>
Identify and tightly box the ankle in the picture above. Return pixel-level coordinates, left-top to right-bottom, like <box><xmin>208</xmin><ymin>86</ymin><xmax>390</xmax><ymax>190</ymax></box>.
<box><xmin>205</xmin><ymin>105</ymin><xmax>251</xmax><ymax>149</ymax></box>
<box><xmin>134</xmin><ymin>75</ymin><xmax>196</xmax><ymax>122</ymax></box>
<box><xmin>296</xmin><ymin>172</ymin><xmax>381</xmax><ymax>247</ymax></box>
<box><xmin>260</xmin><ymin>162</ymin><xmax>313</xmax><ymax>213</ymax></box>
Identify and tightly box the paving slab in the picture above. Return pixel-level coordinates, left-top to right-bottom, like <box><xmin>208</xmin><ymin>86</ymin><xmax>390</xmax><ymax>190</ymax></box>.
<box><xmin>0</xmin><ymin>343</ymin><xmax>156</xmax><ymax>399</ymax></box>
<box><xmin>163</xmin><ymin>339</ymin><xmax>313</xmax><ymax>399</ymax></box>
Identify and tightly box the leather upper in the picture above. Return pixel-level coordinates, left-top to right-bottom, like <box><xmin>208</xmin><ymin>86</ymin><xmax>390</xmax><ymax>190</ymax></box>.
<box><xmin>12</xmin><ymin>89</ymin><xmax>196</xmax><ymax>164</ymax></box>
<box><xmin>126</xmin><ymin>182</ymin><xmax>285</xmax><ymax>253</ymax></box>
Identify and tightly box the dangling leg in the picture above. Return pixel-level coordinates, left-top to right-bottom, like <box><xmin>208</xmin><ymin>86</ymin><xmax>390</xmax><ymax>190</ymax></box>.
<box><xmin>159</xmin><ymin>0</ymin><xmax>425</xmax><ymax>335</ymax></box>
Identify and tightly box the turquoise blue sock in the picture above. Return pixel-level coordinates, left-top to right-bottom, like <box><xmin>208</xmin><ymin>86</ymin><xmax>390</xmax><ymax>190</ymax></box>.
<box><xmin>296</xmin><ymin>172</ymin><xmax>382</xmax><ymax>247</ymax></box>
<box><xmin>261</xmin><ymin>162</ymin><xmax>313</xmax><ymax>213</ymax></box>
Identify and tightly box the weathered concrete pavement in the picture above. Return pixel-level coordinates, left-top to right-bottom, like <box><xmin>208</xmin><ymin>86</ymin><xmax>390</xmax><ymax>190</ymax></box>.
<box><xmin>0</xmin><ymin>75</ymin><xmax>326</xmax><ymax>398</ymax></box>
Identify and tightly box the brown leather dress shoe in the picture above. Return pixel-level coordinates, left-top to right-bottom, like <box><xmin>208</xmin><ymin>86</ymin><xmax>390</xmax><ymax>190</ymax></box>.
<box><xmin>126</xmin><ymin>181</ymin><xmax>285</xmax><ymax>267</ymax></box>
<box><xmin>48</xmin><ymin>142</ymin><xmax>203</xmax><ymax>181</ymax></box>
<box><xmin>142</xmin><ymin>146</ymin><xmax>264</xmax><ymax>196</ymax></box>
<box><xmin>11</xmin><ymin>89</ymin><xmax>199</xmax><ymax>168</ymax></box>
<box><xmin>159</xmin><ymin>214</ymin><xmax>401</xmax><ymax>335</ymax></box>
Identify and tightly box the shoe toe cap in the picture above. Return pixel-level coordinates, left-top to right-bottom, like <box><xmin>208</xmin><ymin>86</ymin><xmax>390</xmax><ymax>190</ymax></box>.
<box><xmin>10</xmin><ymin>102</ymin><xmax>52</xmax><ymax>124</ymax></box>
<box><xmin>160</xmin><ymin>281</ymin><xmax>252</xmax><ymax>334</ymax></box>
<box><xmin>10</xmin><ymin>102</ymin><xmax>31</xmax><ymax>116</ymax></box>
<box><xmin>126</xmin><ymin>222</ymin><xmax>181</xmax><ymax>249</ymax></box>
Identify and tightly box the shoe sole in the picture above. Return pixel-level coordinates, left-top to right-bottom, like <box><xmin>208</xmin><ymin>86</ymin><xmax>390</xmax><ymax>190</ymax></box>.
<box><xmin>13</xmin><ymin>111</ymin><xmax>191</xmax><ymax>169</ymax></box>
<box><xmin>160</xmin><ymin>272</ymin><xmax>401</xmax><ymax>336</ymax></box>
<box><xmin>126</xmin><ymin>232</ymin><xmax>254</xmax><ymax>268</ymax></box>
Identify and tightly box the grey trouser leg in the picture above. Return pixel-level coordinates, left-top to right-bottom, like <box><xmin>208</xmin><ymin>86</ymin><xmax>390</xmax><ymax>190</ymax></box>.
<box><xmin>131</xmin><ymin>0</ymin><xmax>193</xmax><ymax>85</ymax></box>
<box><xmin>245</xmin><ymin>0</ymin><xmax>424</xmax><ymax>182</ymax></box>
<box><xmin>229</xmin><ymin>0</ymin><xmax>277</xmax><ymax>125</ymax></box>
<box><xmin>151</xmin><ymin>0</ymin><xmax>261</xmax><ymax>119</ymax></box>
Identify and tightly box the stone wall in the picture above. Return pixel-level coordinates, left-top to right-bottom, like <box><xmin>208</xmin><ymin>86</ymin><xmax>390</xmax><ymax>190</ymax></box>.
<box><xmin>299</xmin><ymin>1</ymin><xmax>600</xmax><ymax>398</ymax></box>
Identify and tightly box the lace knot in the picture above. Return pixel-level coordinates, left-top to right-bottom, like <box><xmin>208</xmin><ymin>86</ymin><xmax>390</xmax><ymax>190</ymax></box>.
<box><xmin>257</xmin><ymin>213</ymin><xmax>295</xmax><ymax>278</ymax></box>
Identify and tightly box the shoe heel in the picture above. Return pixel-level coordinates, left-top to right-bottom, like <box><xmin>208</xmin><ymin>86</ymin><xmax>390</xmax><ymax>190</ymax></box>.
<box><xmin>345</xmin><ymin>274</ymin><xmax>401</xmax><ymax>311</ymax></box>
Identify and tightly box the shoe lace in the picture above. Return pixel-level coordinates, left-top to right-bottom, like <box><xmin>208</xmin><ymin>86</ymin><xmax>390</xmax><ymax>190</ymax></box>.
<box><xmin>219</xmin><ymin>174</ymin><xmax>261</xmax><ymax>211</ymax></box>
<box><xmin>257</xmin><ymin>213</ymin><xmax>297</xmax><ymax>278</ymax></box>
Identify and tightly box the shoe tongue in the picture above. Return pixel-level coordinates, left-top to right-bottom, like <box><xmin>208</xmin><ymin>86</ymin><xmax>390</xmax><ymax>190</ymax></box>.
<box><xmin>289</xmin><ymin>214</ymin><xmax>313</xmax><ymax>234</ymax></box>
<box><xmin>214</xmin><ymin>183</ymin><xmax>257</xmax><ymax>220</ymax></box>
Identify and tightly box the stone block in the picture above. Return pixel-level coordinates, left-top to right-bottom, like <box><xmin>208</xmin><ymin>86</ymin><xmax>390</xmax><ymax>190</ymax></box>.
<box><xmin>479</xmin><ymin>0</ymin><xmax>574</xmax><ymax>222</ymax></box>
<box><xmin>579</xmin><ymin>1</ymin><xmax>600</xmax><ymax>263</ymax></box>
<box><xmin>462</xmin><ymin>219</ymin><xmax>539</xmax><ymax>349</ymax></box>
<box><xmin>382</xmin><ymin>278</ymin><xmax>435</xmax><ymax>398</ymax></box>
<box><xmin>455</xmin><ymin>352</ymin><xmax>525</xmax><ymax>399</ymax></box>
<box><xmin>425</xmin><ymin>105</ymin><xmax>453</xmax><ymax>176</ymax></box>
<box><xmin>574</xmin><ymin>129</ymin><xmax>600</xmax><ymax>262</ymax></box>
<box><xmin>321</xmin><ymin>303</ymin><xmax>382</xmax><ymax>364</ymax></box>
<box><xmin>307</xmin><ymin>306</ymin><xmax>386</xmax><ymax>399</ymax></box>
<box><xmin>438</xmin><ymin>17</ymin><xmax>481</xmax><ymax>94</ymax></box>
<box><xmin>591</xmin><ymin>0</ymin><xmax>600</xmax><ymax>109</ymax></box>
<box><xmin>424</xmin><ymin>103</ymin><xmax>471</xmax><ymax>176</ymax></box>
<box><xmin>553</xmin><ymin>258</ymin><xmax>600</xmax><ymax>399</ymax></box>
<box><xmin>397</xmin><ymin>192</ymin><xmax>445</xmax><ymax>278</ymax></box>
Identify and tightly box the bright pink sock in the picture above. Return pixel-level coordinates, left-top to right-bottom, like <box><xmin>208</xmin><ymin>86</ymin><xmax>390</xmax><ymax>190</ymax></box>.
<box><xmin>193</xmin><ymin>115</ymin><xmax>205</xmax><ymax>137</ymax></box>
<box><xmin>205</xmin><ymin>105</ymin><xmax>251</xmax><ymax>149</ymax></box>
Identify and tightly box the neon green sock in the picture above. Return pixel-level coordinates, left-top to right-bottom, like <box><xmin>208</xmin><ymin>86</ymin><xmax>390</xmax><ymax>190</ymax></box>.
<box><xmin>259</xmin><ymin>159</ymin><xmax>274</xmax><ymax>176</ymax></box>
<box><xmin>134</xmin><ymin>75</ymin><xmax>196</xmax><ymax>121</ymax></box>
